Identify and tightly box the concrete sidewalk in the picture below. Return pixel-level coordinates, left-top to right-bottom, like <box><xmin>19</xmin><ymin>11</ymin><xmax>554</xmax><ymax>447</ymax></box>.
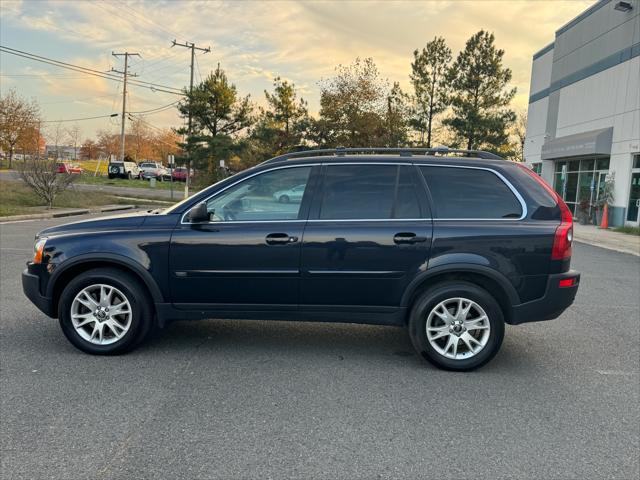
<box><xmin>573</xmin><ymin>223</ymin><xmax>640</xmax><ymax>256</ymax></box>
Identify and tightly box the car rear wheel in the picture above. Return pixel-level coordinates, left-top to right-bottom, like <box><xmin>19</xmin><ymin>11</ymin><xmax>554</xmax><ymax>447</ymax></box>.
<box><xmin>58</xmin><ymin>268</ymin><xmax>153</xmax><ymax>355</ymax></box>
<box><xmin>408</xmin><ymin>281</ymin><xmax>504</xmax><ymax>371</ymax></box>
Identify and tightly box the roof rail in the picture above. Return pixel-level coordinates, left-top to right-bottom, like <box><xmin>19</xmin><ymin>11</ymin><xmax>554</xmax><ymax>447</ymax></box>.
<box><xmin>261</xmin><ymin>146</ymin><xmax>503</xmax><ymax>164</ymax></box>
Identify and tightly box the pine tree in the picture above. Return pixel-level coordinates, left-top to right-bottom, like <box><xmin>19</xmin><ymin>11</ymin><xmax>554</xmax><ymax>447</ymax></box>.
<box><xmin>410</xmin><ymin>37</ymin><xmax>451</xmax><ymax>147</ymax></box>
<box><xmin>443</xmin><ymin>31</ymin><xmax>516</xmax><ymax>152</ymax></box>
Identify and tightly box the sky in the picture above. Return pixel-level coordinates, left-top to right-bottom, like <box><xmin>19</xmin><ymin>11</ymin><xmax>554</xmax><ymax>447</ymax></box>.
<box><xmin>0</xmin><ymin>0</ymin><xmax>594</xmax><ymax>141</ymax></box>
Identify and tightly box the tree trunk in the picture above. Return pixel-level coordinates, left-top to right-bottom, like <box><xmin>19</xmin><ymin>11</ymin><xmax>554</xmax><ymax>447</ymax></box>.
<box><xmin>8</xmin><ymin>148</ymin><xmax>13</xmax><ymax>169</ymax></box>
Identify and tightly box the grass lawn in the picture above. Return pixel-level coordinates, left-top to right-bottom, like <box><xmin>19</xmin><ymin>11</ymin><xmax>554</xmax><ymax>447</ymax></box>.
<box><xmin>613</xmin><ymin>225</ymin><xmax>640</xmax><ymax>236</ymax></box>
<box><xmin>0</xmin><ymin>180</ymin><xmax>133</xmax><ymax>216</ymax></box>
<box><xmin>74</xmin><ymin>173</ymin><xmax>185</xmax><ymax>191</ymax></box>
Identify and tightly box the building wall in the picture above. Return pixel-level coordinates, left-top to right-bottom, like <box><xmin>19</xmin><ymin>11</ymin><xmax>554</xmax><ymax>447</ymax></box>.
<box><xmin>524</xmin><ymin>0</ymin><xmax>640</xmax><ymax>226</ymax></box>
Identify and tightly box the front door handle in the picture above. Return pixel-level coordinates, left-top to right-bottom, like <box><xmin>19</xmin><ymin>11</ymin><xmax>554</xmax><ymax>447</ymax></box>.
<box><xmin>266</xmin><ymin>233</ymin><xmax>299</xmax><ymax>245</ymax></box>
<box><xmin>393</xmin><ymin>232</ymin><xmax>427</xmax><ymax>244</ymax></box>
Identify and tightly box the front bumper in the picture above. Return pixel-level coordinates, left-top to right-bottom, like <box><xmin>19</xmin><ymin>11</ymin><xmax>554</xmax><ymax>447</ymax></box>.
<box><xmin>22</xmin><ymin>268</ymin><xmax>55</xmax><ymax>317</ymax></box>
<box><xmin>510</xmin><ymin>270</ymin><xmax>580</xmax><ymax>324</ymax></box>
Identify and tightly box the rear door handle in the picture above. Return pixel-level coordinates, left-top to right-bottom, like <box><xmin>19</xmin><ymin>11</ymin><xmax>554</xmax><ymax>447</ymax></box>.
<box><xmin>393</xmin><ymin>232</ymin><xmax>427</xmax><ymax>244</ymax></box>
<box><xmin>266</xmin><ymin>233</ymin><xmax>298</xmax><ymax>245</ymax></box>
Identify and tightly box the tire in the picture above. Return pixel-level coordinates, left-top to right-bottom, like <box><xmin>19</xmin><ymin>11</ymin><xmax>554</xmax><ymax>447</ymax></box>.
<box><xmin>58</xmin><ymin>268</ymin><xmax>154</xmax><ymax>355</ymax></box>
<box><xmin>408</xmin><ymin>281</ymin><xmax>505</xmax><ymax>371</ymax></box>
<box><xmin>279</xmin><ymin>195</ymin><xmax>290</xmax><ymax>203</ymax></box>
<box><xmin>127</xmin><ymin>172</ymin><xmax>133</xmax><ymax>180</ymax></box>
<box><xmin>108</xmin><ymin>174</ymin><xmax>115</xmax><ymax>179</ymax></box>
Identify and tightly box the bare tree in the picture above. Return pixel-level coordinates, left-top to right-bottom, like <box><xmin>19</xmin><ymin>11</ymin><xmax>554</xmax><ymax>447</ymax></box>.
<box><xmin>0</xmin><ymin>89</ymin><xmax>40</xmax><ymax>167</ymax></box>
<box><xmin>47</xmin><ymin>122</ymin><xmax>66</xmax><ymax>160</ymax></box>
<box><xmin>18</xmin><ymin>157</ymin><xmax>76</xmax><ymax>208</ymax></box>
<box><xmin>66</xmin><ymin>124</ymin><xmax>82</xmax><ymax>160</ymax></box>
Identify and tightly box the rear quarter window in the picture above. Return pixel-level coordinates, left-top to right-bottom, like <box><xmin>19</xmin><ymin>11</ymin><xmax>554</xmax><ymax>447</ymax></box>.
<box><xmin>420</xmin><ymin>166</ymin><xmax>522</xmax><ymax>219</ymax></box>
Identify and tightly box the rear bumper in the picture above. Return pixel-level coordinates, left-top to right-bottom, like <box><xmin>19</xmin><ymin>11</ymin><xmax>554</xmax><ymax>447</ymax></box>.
<box><xmin>22</xmin><ymin>268</ymin><xmax>55</xmax><ymax>317</ymax></box>
<box><xmin>510</xmin><ymin>270</ymin><xmax>580</xmax><ymax>325</ymax></box>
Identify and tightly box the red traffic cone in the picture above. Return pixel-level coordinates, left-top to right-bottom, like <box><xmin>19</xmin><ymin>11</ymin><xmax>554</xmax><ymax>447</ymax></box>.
<box><xmin>599</xmin><ymin>203</ymin><xmax>609</xmax><ymax>229</ymax></box>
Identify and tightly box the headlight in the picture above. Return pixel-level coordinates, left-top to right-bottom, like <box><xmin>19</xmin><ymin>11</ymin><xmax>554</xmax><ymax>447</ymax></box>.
<box><xmin>33</xmin><ymin>238</ymin><xmax>47</xmax><ymax>264</ymax></box>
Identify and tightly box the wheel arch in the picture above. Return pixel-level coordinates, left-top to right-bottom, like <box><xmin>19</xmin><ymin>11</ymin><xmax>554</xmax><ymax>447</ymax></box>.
<box><xmin>401</xmin><ymin>264</ymin><xmax>519</xmax><ymax>324</ymax></box>
<box><xmin>48</xmin><ymin>253</ymin><xmax>164</xmax><ymax>316</ymax></box>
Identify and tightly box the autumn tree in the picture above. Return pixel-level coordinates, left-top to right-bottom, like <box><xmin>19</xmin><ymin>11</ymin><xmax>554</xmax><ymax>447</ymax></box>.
<box><xmin>80</xmin><ymin>139</ymin><xmax>98</xmax><ymax>160</ymax></box>
<box><xmin>512</xmin><ymin>110</ymin><xmax>527</xmax><ymax>162</ymax></box>
<box><xmin>96</xmin><ymin>130</ymin><xmax>119</xmax><ymax>159</ymax></box>
<box><xmin>315</xmin><ymin>57</ymin><xmax>389</xmax><ymax>147</ymax></box>
<box><xmin>127</xmin><ymin>117</ymin><xmax>155</xmax><ymax>160</ymax></box>
<box><xmin>177</xmin><ymin>64</ymin><xmax>254</xmax><ymax>174</ymax></box>
<box><xmin>384</xmin><ymin>82</ymin><xmax>411</xmax><ymax>147</ymax></box>
<box><xmin>443</xmin><ymin>31</ymin><xmax>516</xmax><ymax>152</ymax></box>
<box><xmin>251</xmin><ymin>77</ymin><xmax>310</xmax><ymax>158</ymax></box>
<box><xmin>0</xmin><ymin>89</ymin><xmax>40</xmax><ymax>167</ymax></box>
<box><xmin>153</xmin><ymin>128</ymin><xmax>181</xmax><ymax>164</ymax></box>
<box><xmin>410</xmin><ymin>37</ymin><xmax>452</xmax><ymax>147</ymax></box>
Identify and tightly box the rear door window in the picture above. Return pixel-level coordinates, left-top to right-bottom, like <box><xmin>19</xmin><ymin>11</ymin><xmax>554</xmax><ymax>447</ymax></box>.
<box><xmin>317</xmin><ymin>165</ymin><xmax>422</xmax><ymax>220</ymax></box>
<box><xmin>420</xmin><ymin>166</ymin><xmax>522</xmax><ymax>219</ymax></box>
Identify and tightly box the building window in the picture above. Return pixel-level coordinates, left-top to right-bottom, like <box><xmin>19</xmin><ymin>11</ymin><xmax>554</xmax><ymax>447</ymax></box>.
<box><xmin>553</xmin><ymin>157</ymin><xmax>609</xmax><ymax>217</ymax></box>
<box><xmin>531</xmin><ymin>163</ymin><xmax>542</xmax><ymax>175</ymax></box>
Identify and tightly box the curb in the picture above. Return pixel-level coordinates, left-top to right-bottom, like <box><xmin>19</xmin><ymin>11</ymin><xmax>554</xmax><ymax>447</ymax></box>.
<box><xmin>574</xmin><ymin>239</ymin><xmax>640</xmax><ymax>257</ymax></box>
<box><xmin>0</xmin><ymin>205</ymin><xmax>136</xmax><ymax>223</ymax></box>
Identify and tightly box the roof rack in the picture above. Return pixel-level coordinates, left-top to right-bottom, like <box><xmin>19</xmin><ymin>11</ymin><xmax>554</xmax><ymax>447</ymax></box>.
<box><xmin>261</xmin><ymin>146</ymin><xmax>503</xmax><ymax>165</ymax></box>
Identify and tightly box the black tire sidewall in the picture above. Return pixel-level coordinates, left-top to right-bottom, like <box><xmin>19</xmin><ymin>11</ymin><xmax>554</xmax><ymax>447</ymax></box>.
<box><xmin>409</xmin><ymin>282</ymin><xmax>505</xmax><ymax>371</ymax></box>
<box><xmin>58</xmin><ymin>269</ymin><xmax>151</xmax><ymax>355</ymax></box>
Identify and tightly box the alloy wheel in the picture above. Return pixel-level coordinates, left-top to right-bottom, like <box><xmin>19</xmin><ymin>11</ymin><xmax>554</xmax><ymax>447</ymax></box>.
<box><xmin>426</xmin><ymin>297</ymin><xmax>491</xmax><ymax>360</ymax></box>
<box><xmin>70</xmin><ymin>284</ymin><xmax>132</xmax><ymax>345</ymax></box>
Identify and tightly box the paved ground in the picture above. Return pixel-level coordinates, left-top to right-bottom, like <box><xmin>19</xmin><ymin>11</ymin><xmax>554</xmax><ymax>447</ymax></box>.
<box><xmin>1</xmin><ymin>214</ymin><xmax>639</xmax><ymax>480</ymax></box>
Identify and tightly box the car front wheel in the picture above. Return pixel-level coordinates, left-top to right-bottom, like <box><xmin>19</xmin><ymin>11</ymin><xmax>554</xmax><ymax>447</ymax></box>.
<box><xmin>408</xmin><ymin>281</ymin><xmax>504</xmax><ymax>371</ymax></box>
<box><xmin>58</xmin><ymin>268</ymin><xmax>153</xmax><ymax>355</ymax></box>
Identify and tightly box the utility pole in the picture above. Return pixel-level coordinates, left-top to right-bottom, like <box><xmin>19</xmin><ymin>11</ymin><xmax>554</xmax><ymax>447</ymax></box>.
<box><xmin>172</xmin><ymin>40</ymin><xmax>210</xmax><ymax>198</ymax></box>
<box><xmin>111</xmin><ymin>52</ymin><xmax>140</xmax><ymax>161</ymax></box>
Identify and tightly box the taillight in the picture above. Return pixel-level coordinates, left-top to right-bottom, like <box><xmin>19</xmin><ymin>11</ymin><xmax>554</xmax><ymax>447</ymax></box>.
<box><xmin>552</xmin><ymin>201</ymin><xmax>573</xmax><ymax>260</ymax></box>
<box><xmin>559</xmin><ymin>277</ymin><xmax>577</xmax><ymax>288</ymax></box>
<box><xmin>518</xmin><ymin>164</ymin><xmax>573</xmax><ymax>261</ymax></box>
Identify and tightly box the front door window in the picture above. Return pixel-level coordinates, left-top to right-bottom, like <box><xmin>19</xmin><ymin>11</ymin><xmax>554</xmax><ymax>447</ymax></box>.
<box><xmin>205</xmin><ymin>166</ymin><xmax>312</xmax><ymax>222</ymax></box>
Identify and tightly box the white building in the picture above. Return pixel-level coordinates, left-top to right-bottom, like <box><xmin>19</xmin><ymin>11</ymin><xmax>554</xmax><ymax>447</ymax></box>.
<box><xmin>524</xmin><ymin>0</ymin><xmax>640</xmax><ymax>227</ymax></box>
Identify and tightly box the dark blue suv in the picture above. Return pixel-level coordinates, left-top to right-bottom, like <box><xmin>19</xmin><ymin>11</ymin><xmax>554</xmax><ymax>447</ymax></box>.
<box><xmin>22</xmin><ymin>148</ymin><xmax>580</xmax><ymax>370</ymax></box>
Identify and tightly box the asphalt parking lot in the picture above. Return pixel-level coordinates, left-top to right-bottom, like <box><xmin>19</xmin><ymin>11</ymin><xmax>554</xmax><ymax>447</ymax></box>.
<box><xmin>1</xmin><ymin>214</ymin><xmax>639</xmax><ymax>480</ymax></box>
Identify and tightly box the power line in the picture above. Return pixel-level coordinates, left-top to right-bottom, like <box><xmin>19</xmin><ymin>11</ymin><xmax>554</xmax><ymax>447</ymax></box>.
<box><xmin>0</xmin><ymin>45</ymin><xmax>185</xmax><ymax>95</ymax></box>
<box><xmin>128</xmin><ymin>101</ymin><xmax>180</xmax><ymax>115</ymax></box>
<box><xmin>41</xmin><ymin>114</ymin><xmax>119</xmax><ymax>123</ymax></box>
<box><xmin>111</xmin><ymin>0</ymin><xmax>185</xmax><ymax>42</ymax></box>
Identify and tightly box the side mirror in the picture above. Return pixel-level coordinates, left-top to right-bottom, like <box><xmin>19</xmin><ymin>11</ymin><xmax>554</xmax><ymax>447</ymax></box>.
<box><xmin>187</xmin><ymin>202</ymin><xmax>209</xmax><ymax>223</ymax></box>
